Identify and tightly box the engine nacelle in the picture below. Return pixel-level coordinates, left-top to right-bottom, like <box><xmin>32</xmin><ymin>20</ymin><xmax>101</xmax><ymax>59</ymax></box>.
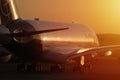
<box><xmin>0</xmin><ymin>25</ymin><xmax>12</xmax><ymax>44</ymax></box>
<box><xmin>0</xmin><ymin>54</ymin><xmax>12</xmax><ymax>63</ymax></box>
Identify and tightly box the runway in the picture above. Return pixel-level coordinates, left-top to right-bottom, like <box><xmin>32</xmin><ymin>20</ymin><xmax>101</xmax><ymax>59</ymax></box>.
<box><xmin>0</xmin><ymin>57</ymin><xmax>120</xmax><ymax>80</ymax></box>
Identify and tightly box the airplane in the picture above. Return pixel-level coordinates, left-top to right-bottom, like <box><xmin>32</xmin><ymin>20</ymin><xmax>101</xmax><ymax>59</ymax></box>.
<box><xmin>0</xmin><ymin>0</ymin><xmax>120</xmax><ymax>72</ymax></box>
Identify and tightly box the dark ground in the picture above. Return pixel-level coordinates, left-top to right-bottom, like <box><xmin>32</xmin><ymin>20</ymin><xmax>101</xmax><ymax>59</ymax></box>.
<box><xmin>0</xmin><ymin>57</ymin><xmax>120</xmax><ymax>80</ymax></box>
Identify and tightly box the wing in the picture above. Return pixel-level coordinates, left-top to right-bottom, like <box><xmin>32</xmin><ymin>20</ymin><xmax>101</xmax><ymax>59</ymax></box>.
<box><xmin>0</xmin><ymin>44</ymin><xmax>12</xmax><ymax>62</ymax></box>
<box><xmin>68</xmin><ymin>45</ymin><xmax>120</xmax><ymax>59</ymax></box>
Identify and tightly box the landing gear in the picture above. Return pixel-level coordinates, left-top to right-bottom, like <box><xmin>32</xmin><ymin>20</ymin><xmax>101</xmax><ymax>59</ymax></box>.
<box><xmin>84</xmin><ymin>62</ymin><xmax>92</xmax><ymax>70</ymax></box>
<box><xmin>16</xmin><ymin>62</ymin><xmax>92</xmax><ymax>73</ymax></box>
<box><xmin>73</xmin><ymin>62</ymin><xmax>92</xmax><ymax>73</ymax></box>
<box><xmin>17</xmin><ymin>63</ymin><xmax>26</xmax><ymax>72</ymax></box>
<box><xmin>51</xmin><ymin>64</ymin><xmax>64</xmax><ymax>72</ymax></box>
<box><xmin>17</xmin><ymin>63</ymin><xmax>37</xmax><ymax>72</ymax></box>
<box><xmin>17</xmin><ymin>63</ymin><xmax>65</xmax><ymax>72</ymax></box>
<box><xmin>73</xmin><ymin>65</ymin><xmax>83</xmax><ymax>72</ymax></box>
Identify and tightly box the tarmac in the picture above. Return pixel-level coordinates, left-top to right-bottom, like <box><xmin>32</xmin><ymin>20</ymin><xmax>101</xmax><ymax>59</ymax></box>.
<box><xmin>0</xmin><ymin>57</ymin><xmax>120</xmax><ymax>80</ymax></box>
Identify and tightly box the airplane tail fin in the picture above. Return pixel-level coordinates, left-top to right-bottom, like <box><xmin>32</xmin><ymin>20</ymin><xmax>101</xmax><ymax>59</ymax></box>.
<box><xmin>0</xmin><ymin>0</ymin><xmax>19</xmax><ymax>25</ymax></box>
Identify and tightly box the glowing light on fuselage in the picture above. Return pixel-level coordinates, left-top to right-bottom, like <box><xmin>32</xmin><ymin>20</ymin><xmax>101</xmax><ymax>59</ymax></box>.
<box><xmin>80</xmin><ymin>56</ymin><xmax>85</xmax><ymax>66</ymax></box>
<box><xmin>105</xmin><ymin>51</ymin><xmax>112</xmax><ymax>56</ymax></box>
<box><xmin>8</xmin><ymin>0</ymin><xmax>18</xmax><ymax>20</ymax></box>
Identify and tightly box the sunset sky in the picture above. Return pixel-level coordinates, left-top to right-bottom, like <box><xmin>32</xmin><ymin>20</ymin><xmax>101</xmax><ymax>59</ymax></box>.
<box><xmin>15</xmin><ymin>0</ymin><xmax>120</xmax><ymax>34</ymax></box>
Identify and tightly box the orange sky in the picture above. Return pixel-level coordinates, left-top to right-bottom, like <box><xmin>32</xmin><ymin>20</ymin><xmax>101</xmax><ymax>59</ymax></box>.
<box><xmin>15</xmin><ymin>0</ymin><xmax>120</xmax><ymax>34</ymax></box>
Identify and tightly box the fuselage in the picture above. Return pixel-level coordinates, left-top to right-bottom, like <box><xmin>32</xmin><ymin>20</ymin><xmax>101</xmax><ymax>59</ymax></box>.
<box><xmin>2</xmin><ymin>19</ymin><xmax>99</xmax><ymax>63</ymax></box>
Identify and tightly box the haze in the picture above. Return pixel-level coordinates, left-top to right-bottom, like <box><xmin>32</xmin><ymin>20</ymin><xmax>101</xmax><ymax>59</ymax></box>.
<box><xmin>15</xmin><ymin>0</ymin><xmax>120</xmax><ymax>34</ymax></box>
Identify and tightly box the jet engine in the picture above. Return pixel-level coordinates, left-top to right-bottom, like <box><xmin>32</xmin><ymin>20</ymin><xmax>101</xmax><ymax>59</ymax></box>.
<box><xmin>0</xmin><ymin>53</ymin><xmax>12</xmax><ymax>63</ymax></box>
<box><xmin>0</xmin><ymin>45</ymin><xmax>13</xmax><ymax>63</ymax></box>
<box><xmin>0</xmin><ymin>25</ymin><xmax>12</xmax><ymax>44</ymax></box>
